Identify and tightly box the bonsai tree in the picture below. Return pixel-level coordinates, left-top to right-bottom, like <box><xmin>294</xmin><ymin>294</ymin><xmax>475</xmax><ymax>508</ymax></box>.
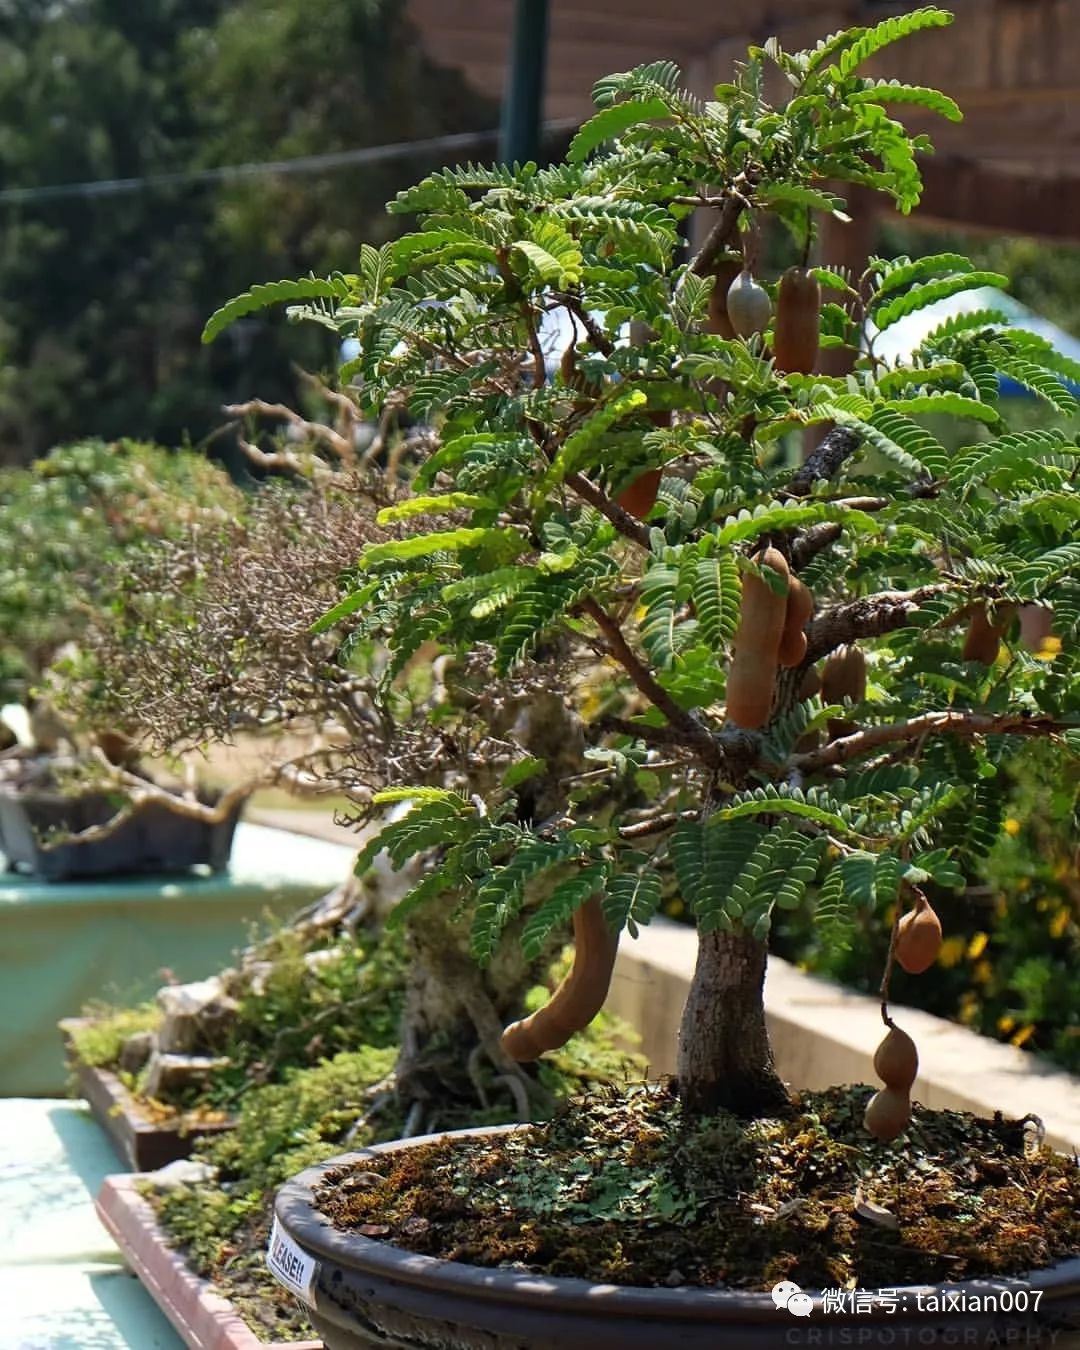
<box><xmin>200</xmin><ymin>5</ymin><xmax>1079</xmax><ymax>1128</ymax></box>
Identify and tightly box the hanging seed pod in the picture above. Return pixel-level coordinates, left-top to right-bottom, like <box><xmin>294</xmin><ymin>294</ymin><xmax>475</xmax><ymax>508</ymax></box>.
<box><xmin>873</xmin><ymin>1024</ymin><xmax>919</xmax><ymax>1091</ymax></box>
<box><xmin>725</xmin><ymin>547</ymin><xmax>790</xmax><ymax>729</ymax></box>
<box><xmin>726</xmin><ymin>269</ymin><xmax>772</xmax><ymax>339</ymax></box>
<box><xmin>707</xmin><ymin>260</ymin><xmax>742</xmax><ymax>338</ymax></box>
<box><xmin>864</xmin><ymin>1087</ymin><xmax>912</xmax><ymax>1143</ymax></box>
<box><xmin>773</xmin><ymin>266</ymin><xmax>822</xmax><ymax>375</ymax></box>
<box><xmin>1020</xmin><ymin>604</ymin><xmax>1055</xmax><ymax>652</ymax></box>
<box><xmin>895</xmin><ymin>890</ymin><xmax>943</xmax><ymax>975</ymax></box>
<box><xmin>615</xmin><ymin>468</ymin><xmax>662</xmax><ymax>521</ymax></box>
<box><xmin>501</xmin><ymin>897</ymin><xmax>619</xmax><ymax>1061</ymax></box>
<box><xmin>777</xmin><ymin>576</ymin><xmax>814</xmax><ymax>668</ymax></box>
<box><xmin>963</xmin><ymin>603</ymin><xmax>1013</xmax><ymax>665</ymax></box>
<box><xmin>821</xmin><ymin>644</ymin><xmax>865</xmax><ymax>740</ymax></box>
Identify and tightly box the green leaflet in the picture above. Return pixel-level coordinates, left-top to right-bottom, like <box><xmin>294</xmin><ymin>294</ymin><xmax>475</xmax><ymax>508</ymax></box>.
<box><xmin>871</xmin><ymin>272</ymin><xmax>1009</xmax><ymax>332</ymax></box>
<box><xmin>568</xmin><ymin>97</ymin><xmax>672</xmax><ymax>162</ymax></box>
<box><xmin>835</xmin><ymin>8</ymin><xmax>953</xmax><ymax>78</ymax></box>
<box><xmin>520</xmin><ymin>863</ymin><xmax>611</xmax><ymax>960</ymax></box>
<box><xmin>357</xmin><ymin>527</ymin><xmax>527</xmax><ymax>570</ymax></box>
<box><xmin>376</xmin><ymin>493</ymin><xmax>496</xmax><ymax>524</ymax></box>
<box><xmin>202</xmin><ymin>275</ymin><xmax>352</xmax><ymax>344</ymax></box>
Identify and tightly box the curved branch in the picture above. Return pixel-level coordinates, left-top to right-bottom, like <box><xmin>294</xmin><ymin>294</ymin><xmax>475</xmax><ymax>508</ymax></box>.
<box><xmin>791</xmin><ymin>709</ymin><xmax>1073</xmax><ymax>773</ymax></box>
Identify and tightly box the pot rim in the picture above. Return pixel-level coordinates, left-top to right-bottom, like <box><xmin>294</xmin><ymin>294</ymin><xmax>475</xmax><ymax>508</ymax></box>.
<box><xmin>275</xmin><ymin>1124</ymin><xmax>1080</xmax><ymax>1323</ymax></box>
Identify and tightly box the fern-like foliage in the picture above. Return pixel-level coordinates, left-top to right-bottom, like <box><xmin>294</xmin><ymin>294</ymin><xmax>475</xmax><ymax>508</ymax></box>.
<box><xmin>203</xmin><ymin>13</ymin><xmax>1080</xmax><ymax>1008</ymax></box>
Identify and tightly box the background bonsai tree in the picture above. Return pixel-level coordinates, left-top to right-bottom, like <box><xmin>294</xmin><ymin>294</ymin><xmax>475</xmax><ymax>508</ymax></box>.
<box><xmin>195</xmin><ymin>6</ymin><xmax>1077</xmax><ymax>1126</ymax></box>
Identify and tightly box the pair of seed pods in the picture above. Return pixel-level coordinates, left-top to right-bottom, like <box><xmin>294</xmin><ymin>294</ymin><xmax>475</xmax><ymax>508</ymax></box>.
<box><xmin>710</xmin><ymin>262</ymin><xmax>822</xmax><ymax>376</ymax></box>
<box><xmin>864</xmin><ymin>893</ymin><xmax>944</xmax><ymax>1141</ymax></box>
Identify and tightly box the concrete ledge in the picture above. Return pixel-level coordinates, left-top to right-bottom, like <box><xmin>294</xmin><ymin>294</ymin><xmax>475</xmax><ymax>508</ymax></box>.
<box><xmin>610</xmin><ymin>917</ymin><xmax>1080</xmax><ymax>1154</ymax></box>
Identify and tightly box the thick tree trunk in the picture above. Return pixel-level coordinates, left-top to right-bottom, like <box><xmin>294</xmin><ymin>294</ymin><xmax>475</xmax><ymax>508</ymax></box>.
<box><xmin>676</xmin><ymin>928</ymin><xmax>791</xmax><ymax>1117</ymax></box>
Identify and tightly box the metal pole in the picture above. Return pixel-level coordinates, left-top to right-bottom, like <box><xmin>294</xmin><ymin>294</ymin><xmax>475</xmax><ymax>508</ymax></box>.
<box><xmin>498</xmin><ymin>0</ymin><xmax>550</xmax><ymax>165</ymax></box>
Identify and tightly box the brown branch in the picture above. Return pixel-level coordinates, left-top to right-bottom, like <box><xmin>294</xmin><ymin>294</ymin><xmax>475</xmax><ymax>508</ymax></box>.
<box><xmin>582</xmin><ymin>598</ymin><xmax>717</xmax><ymax>762</ymax></box>
<box><xmin>805</xmin><ymin>585</ymin><xmax>954</xmax><ymax>664</ymax></box>
<box><xmin>790</xmin><ymin>522</ymin><xmax>843</xmax><ymax>570</ymax></box>
<box><xmin>787</xmin><ymin>426</ymin><xmax>863</xmax><ymax>497</ymax></box>
<box><xmin>552</xmin><ymin>293</ymin><xmax>615</xmax><ymax>358</ymax></box>
<box><xmin>791</xmin><ymin>709</ymin><xmax>1072</xmax><ymax>774</ymax></box>
<box><xmin>688</xmin><ymin>181</ymin><xmax>753</xmax><ymax>279</ymax></box>
<box><xmin>565</xmin><ymin>471</ymin><xmax>651</xmax><ymax>549</ymax></box>
<box><xmin>593</xmin><ymin>714</ymin><xmax>702</xmax><ymax>751</ymax></box>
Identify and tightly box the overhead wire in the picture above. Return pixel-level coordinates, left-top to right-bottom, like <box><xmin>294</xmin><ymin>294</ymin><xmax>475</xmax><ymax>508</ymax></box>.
<box><xmin>0</xmin><ymin>119</ymin><xmax>579</xmax><ymax>207</ymax></box>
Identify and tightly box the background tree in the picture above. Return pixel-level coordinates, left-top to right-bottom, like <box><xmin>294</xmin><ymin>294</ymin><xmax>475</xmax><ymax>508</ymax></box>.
<box><xmin>0</xmin><ymin>0</ymin><xmax>493</xmax><ymax>464</ymax></box>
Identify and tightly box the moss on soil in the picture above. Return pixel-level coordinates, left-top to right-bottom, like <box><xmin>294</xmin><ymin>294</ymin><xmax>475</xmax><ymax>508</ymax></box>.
<box><xmin>316</xmin><ymin>1082</ymin><xmax>1080</xmax><ymax>1293</ymax></box>
<box><xmin>152</xmin><ymin>997</ymin><xmax>646</xmax><ymax>1341</ymax></box>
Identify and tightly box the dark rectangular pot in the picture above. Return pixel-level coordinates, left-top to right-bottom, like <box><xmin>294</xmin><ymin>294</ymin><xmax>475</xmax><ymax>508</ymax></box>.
<box><xmin>0</xmin><ymin>785</ymin><xmax>245</xmax><ymax>881</ymax></box>
<box><xmin>61</xmin><ymin>1019</ymin><xmax>235</xmax><ymax>1172</ymax></box>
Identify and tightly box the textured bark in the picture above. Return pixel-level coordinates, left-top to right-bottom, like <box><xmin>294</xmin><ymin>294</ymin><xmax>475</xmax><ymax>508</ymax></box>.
<box><xmin>676</xmin><ymin>928</ymin><xmax>790</xmax><ymax>1117</ymax></box>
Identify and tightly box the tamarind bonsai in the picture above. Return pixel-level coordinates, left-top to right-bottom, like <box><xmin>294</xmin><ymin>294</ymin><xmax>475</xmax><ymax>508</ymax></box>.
<box><xmin>202</xmin><ymin>6</ymin><xmax>1080</xmax><ymax>1125</ymax></box>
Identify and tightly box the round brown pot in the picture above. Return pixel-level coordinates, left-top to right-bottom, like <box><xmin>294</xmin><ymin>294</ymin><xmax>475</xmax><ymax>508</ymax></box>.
<box><xmin>271</xmin><ymin>1127</ymin><xmax>1080</xmax><ymax>1350</ymax></box>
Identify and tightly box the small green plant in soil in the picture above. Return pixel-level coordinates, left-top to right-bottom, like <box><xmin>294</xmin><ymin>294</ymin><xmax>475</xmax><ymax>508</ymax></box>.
<box><xmin>69</xmin><ymin>1001</ymin><xmax>161</xmax><ymax>1070</ymax></box>
<box><xmin>318</xmin><ymin>1084</ymin><xmax>1080</xmax><ymax>1292</ymax></box>
<box><xmin>154</xmin><ymin>1008</ymin><xmax>644</xmax><ymax>1341</ymax></box>
<box><xmin>72</xmin><ymin>923</ymin><xmax>408</xmax><ymax>1115</ymax></box>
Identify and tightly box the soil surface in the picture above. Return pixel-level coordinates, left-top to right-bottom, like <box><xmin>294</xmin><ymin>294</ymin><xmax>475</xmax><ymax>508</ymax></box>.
<box><xmin>316</xmin><ymin>1082</ymin><xmax>1080</xmax><ymax>1291</ymax></box>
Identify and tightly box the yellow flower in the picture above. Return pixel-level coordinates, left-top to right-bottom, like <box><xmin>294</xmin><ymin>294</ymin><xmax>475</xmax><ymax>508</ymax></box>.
<box><xmin>1003</xmin><ymin>817</ymin><xmax>1021</xmax><ymax>837</ymax></box>
<box><xmin>1010</xmin><ymin>1024</ymin><xmax>1037</xmax><ymax>1048</ymax></box>
<box><xmin>973</xmin><ymin>959</ymin><xmax>992</xmax><ymax>985</ymax></box>
<box><xmin>938</xmin><ymin>935</ymin><xmax>966</xmax><ymax>968</ymax></box>
<box><xmin>1017</xmin><ymin>877</ymin><xmax>1031</xmax><ymax>893</ymax></box>
<box><xmin>1035</xmin><ymin>635</ymin><xmax>1062</xmax><ymax>661</ymax></box>
<box><xmin>997</xmin><ymin>1014</ymin><xmax>1016</xmax><ymax>1034</ymax></box>
<box><xmin>958</xmin><ymin>991</ymin><xmax>980</xmax><ymax>1025</ymax></box>
<box><xmin>967</xmin><ymin>931</ymin><xmax>989</xmax><ymax>960</ymax></box>
<box><xmin>994</xmin><ymin>894</ymin><xmax>1008</xmax><ymax>919</ymax></box>
<box><xmin>1050</xmin><ymin>908</ymin><xmax>1070</xmax><ymax>940</ymax></box>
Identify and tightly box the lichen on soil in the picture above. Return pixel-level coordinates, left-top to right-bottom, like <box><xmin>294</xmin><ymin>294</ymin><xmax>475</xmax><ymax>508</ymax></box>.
<box><xmin>316</xmin><ymin>1082</ymin><xmax>1080</xmax><ymax>1291</ymax></box>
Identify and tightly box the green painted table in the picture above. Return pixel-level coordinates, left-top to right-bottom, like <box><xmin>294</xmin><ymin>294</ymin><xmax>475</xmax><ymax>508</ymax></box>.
<box><xmin>0</xmin><ymin>1097</ymin><xmax>184</xmax><ymax>1349</ymax></box>
<box><xmin>1</xmin><ymin>822</ymin><xmax>356</xmax><ymax>1096</ymax></box>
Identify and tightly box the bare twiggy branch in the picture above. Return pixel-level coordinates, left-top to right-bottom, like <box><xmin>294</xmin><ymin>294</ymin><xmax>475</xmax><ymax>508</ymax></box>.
<box><xmin>224</xmin><ymin>398</ymin><xmax>354</xmax><ymax>462</ymax></box>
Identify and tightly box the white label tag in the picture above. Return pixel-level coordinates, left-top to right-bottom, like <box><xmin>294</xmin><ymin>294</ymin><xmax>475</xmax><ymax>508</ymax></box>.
<box><xmin>266</xmin><ymin>1214</ymin><xmax>318</xmax><ymax>1306</ymax></box>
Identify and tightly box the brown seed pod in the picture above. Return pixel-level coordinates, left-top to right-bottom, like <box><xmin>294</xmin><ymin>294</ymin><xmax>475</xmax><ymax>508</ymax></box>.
<box><xmin>864</xmin><ymin>1087</ymin><xmax>912</xmax><ymax>1143</ymax></box>
<box><xmin>706</xmin><ymin>260</ymin><xmax>742</xmax><ymax>339</ymax></box>
<box><xmin>615</xmin><ymin>468</ymin><xmax>662</xmax><ymax>521</ymax></box>
<box><xmin>725</xmin><ymin>547</ymin><xmax>790</xmax><ymax>729</ymax></box>
<box><xmin>821</xmin><ymin>645</ymin><xmax>866</xmax><ymax>704</ymax></box>
<box><xmin>895</xmin><ymin>890</ymin><xmax>943</xmax><ymax>975</ymax></box>
<box><xmin>821</xmin><ymin>645</ymin><xmax>866</xmax><ymax>741</ymax></box>
<box><xmin>777</xmin><ymin>576</ymin><xmax>814</xmax><ymax>669</ymax></box>
<box><xmin>873</xmin><ymin>1024</ymin><xmax>919</xmax><ymax>1092</ymax></box>
<box><xmin>1020</xmin><ymin>604</ymin><xmax>1055</xmax><ymax>652</ymax></box>
<box><xmin>501</xmin><ymin>897</ymin><xmax>619</xmax><ymax>1062</ymax></box>
<box><xmin>962</xmin><ymin>604</ymin><xmax>1012</xmax><ymax>665</ymax></box>
<box><xmin>726</xmin><ymin>269</ymin><xmax>772</xmax><ymax>339</ymax></box>
<box><xmin>773</xmin><ymin>266</ymin><xmax>822</xmax><ymax>375</ymax></box>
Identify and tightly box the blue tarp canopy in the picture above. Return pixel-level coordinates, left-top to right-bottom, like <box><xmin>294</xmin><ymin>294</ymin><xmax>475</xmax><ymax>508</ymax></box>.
<box><xmin>867</xmin><ymin>285</ymin><xmax>1080</xmax><ymax>399</ymax></box>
